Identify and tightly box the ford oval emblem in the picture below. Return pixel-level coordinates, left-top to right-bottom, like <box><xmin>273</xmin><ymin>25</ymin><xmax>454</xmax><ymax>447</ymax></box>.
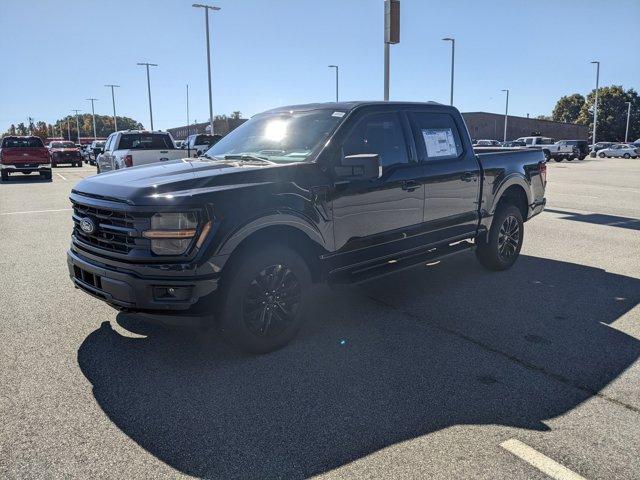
<box><xmin>80</xmin><ymin>217</ymin><xmax>96</xmax><ymax>235</ymax></box>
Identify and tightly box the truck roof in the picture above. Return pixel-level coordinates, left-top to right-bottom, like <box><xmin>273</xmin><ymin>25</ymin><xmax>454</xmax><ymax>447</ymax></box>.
<box><xmin>262</xmin><ymin>101</ymin><xmax>445</xmax><ymax>114</ymax></box>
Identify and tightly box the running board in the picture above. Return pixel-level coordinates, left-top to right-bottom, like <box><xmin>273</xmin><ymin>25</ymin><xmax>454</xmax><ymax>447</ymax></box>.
<box><xmin>329</xmin><ymin>240</ymin><xmax>474</xmax><ymax>285</ymax></box>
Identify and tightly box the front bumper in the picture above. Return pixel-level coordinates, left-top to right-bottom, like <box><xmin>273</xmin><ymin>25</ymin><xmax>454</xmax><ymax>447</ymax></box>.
<box><xmin>1</xmin><ymin>163</ymin><xmax>51</xmax><ymax>173</ymax></box>
<box><xmin>67</xmin><ymin>248</ymin><xmax>219</xmax><ymax>314</ymax></box>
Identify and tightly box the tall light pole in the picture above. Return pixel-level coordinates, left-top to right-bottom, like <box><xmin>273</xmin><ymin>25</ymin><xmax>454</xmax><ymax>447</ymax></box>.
<box><xmin>193</xmin><ymin>3</ymin><xmax>220</xmax><ymax>135</ymax></box>
<box><xmin>186</xmin><ymin>84</ymin><xmax>190</xmax><ymax>135</ymax></box>
<box><xmin>625</xmin><ymin>101</ymin><xmax>631</xmax><ymax>143</ymax></box>
<box><xmin>105</xmin><ymin>84</ymin><xmax>120</xmax><ymax>132</ymax></box>
<box><xmin>137</xmin><ymin>62</ymin><xmax>158</xmax><ymax>130</ymax></box>
<box><xmin>328</xmin><ymin>65</ymin><xmax>339</xmax><ymax>102</ymax></box>
<box><xmin>383</xmin><ymin>0</ymin><xmax>400</xmax><ymax>101</ymax></box>
<box><xmin>86</xmin><ymin>98</ymin><xmax>98</xmax><ymax>140</ymax></box>
<box><xmin>66</xmin><ymin>117</ymin><xmax>71</xmax><ymax>140</ymax></box>
<box><xmin>501</xmin><ymin>89</ymin><xmax>509</xmax><ymax>142</ymax></box>
<box><xmin>71</xmin><ymin>109</ymin><xmax>82</xmax><ymax>144</ymax></box>
<box><xmin>590</xmin><ymin>61</ymin><xmax>600</xmax><ymax>148</ymax></box>
<box><xmin>442</xmin><ymin>37</ymin><xmax>455</xmax><ymax>106</ymax></box>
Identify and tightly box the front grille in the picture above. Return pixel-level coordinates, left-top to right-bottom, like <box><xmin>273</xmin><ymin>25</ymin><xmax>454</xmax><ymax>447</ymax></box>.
<box><xmin>72</xmin><ymin>201</ymin><xmax>143</xmax><ymax>254</ymax></box>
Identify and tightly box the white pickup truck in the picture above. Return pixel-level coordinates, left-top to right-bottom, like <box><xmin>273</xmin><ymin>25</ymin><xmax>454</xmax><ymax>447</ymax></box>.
<box><xmin>96</xmin><ymin>131</ymin><xmax>185</xmax><ymax>173</ymax></box>
<box><xmin>514</xmin><ymin>136</ymin><xmax>577</xmax><ymax>162</ymax></box>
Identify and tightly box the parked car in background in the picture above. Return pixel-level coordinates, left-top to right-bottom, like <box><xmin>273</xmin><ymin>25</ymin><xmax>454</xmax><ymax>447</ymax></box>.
<box><xmin>502</xmin><ymin>141</ymin><xmax>526</xmax><ymax>148</ymax></box>
<box><xmin>182</xmin><ymin>134</ymin><xmax>222</xmax><ymax>157</ymax></box>
<box><xmin>48</xmin><ymin>141</ymin><xmax>83</xmax><ymax>167</ymax></box>
<box><xmin>87</xmin><ymin>140</ymin><xmax>105</xmax><ymax>165</ymax></box>
<box><xmin>174</xmin><ymin>140</ymin><xmax>183</xmax><ymax>148</ymax></box>
<box><xmin>597</xmin><ymin>144</ymin><xmax>639</xmax><ymax>159</ymax></box>
<box><xmin>1</xmin><ymin>136</ymin><xmax>52</xmax><ymax>181</ymax></box>
<box><xmin>515</xmin><ymin>136</ymin><xmax>576</xmax><ymax>162</ymax></box>
<box><xmin>68</xmin><ymin>101</ymin><xmax>546</xmax><ymax>353</ymax></box>
<box><xmin>474</xmin><ymin>139</ymin><xmax>502</xmax><ymax>147</ymax></box>
<box><xmin>556</xmin><ymin>139</ymin><xmax>589</xmax><ymax>160</ymax></box>
<box><xmin>96</xmin><ymin>131</ymin><xmax>183</xmax><ymax>173</ymax></box>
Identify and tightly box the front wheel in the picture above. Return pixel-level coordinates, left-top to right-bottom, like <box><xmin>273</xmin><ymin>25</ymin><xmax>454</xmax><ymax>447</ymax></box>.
<box><xmin>623</xmin><ymin>153</ymin><xmax>630</xmax><ymax>159</ymax></box>
<box><xmin>216</xmin><ymin>245</ymin><xmax>311</xmax><ymax>353</ymax></box>
<box><xmin>598</xmin><ymin>152</ymin><xmax>606</xmax><ymax>158</ymax></box>
<box><xmin>476</xmin><ymin>204</ymin><xmax>524</xmax><ymax>271</ymax></box>
<box><xmin>554</xmin><ymin>157</ymin><xmax>563</xmax><ymax>162</ymax></box>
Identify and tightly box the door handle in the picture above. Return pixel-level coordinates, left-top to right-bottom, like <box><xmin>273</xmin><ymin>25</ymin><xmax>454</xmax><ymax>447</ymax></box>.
<box><xmin>461</xmin><ymin>172</ymin><xmax>476</xmax><ymax>182</ymax></box>
<box><xmin>401</xmin><ymin>180</ymin><xmax>420</xmax><ymax>192</ymax></box>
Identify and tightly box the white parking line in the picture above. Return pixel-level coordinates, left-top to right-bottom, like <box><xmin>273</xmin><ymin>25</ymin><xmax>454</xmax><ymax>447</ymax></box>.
<box><xmin>500</xmin><ymin>439</ymin><xmax>587</xmax><ymax>480</ymax></box>
<box><xmin>0</xmin><ymin>208</ymin><xmax>72</xmax><ymax>216</ymax></box>
<box><xmin>55</xmin><ymin>172</ymin><xmax>67</xmax><ymax>180</ymax></box>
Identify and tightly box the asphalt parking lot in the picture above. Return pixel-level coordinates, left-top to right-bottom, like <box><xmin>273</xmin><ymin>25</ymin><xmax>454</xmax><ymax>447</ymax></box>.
<box><xmin>1</xmin><ymin>157</ymin><xmax>639</xmax><ymax>479</ymax></box>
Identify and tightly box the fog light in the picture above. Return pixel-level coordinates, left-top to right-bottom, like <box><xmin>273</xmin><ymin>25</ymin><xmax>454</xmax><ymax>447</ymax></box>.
<box><xmin>153</xmin><ymin>286</ymin><xmax>192</xmax><ymax>301</ymax></box>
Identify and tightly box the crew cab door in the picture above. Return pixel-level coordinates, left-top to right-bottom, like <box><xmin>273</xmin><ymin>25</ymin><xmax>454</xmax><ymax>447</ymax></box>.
<box><xmin>331</xmin><ymin>109</ymin><xmax>426</xmax><ymax>263</ymax></box>
<box><xmin>406</xmin><ymin>109</ymin><xmax>481</xmax><ymax>243</ymax></box>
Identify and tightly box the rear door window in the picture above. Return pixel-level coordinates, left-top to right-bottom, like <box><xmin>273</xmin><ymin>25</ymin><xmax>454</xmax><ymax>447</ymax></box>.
<box><xmin>408</xmin><ymin>112</ymin><xmax>464</xmax><ymax>161</ymax></box>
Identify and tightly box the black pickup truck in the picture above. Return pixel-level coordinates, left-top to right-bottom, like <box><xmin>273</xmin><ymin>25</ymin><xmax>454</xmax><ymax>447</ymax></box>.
<box><xmin>67</xmin><ymin>101</ymin><xmax>546</xmax><ymax>352</ymax></box>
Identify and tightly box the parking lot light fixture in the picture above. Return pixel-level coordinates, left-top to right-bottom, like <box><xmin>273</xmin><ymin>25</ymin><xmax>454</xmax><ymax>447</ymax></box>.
<box><xmin>501</xmin><ymin>89</ymin><xmax>509</xmax><ymax>142</ymax></box>
<box><xmin>328</xmin><ymin>65</ymin><xmax>339</xmax><ymax>102</ymax></box>
<box><xmin>590</xmin><ymin>61</ymin><xmax>600</xmax><ymax>148</ymax></box>
<box><xmin>104</xmin><ymin>85</ymin><xmax>120</xmax><ymax>132</ymax></box>
<box><xmin>192</xmin><ymin>3</ymin><xmax>221</xmax><ymax>136</ymax></box>
<box><xmin>625</xmin><ymin>101</ymin><xmax>631</xmax><ymax>143</ymax></box>
<box><xmin>71</xmin><ymin>109</ymin><xmax>81</xmax><ymax>144</ymax></box>
<box><xmin>137</xmin><ymin>62</ymin><xmax>158</xmax><ymax>131</ymax></box>
<box><xmin>86</xmin><ymin>98</ymin><xmax>98</xmax><ymax>140</ymax></box>
<box><xmin>442</xmin><ymin>37</ymin><xmax>455</xmax><ymax>106</ymax></box>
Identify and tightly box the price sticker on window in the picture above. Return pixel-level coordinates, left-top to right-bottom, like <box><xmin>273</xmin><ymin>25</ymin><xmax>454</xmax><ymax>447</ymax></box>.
<box><xmin>422</xmin><ymin>128</ymin><xmax>458</xmax><ymax>158</ymax></box>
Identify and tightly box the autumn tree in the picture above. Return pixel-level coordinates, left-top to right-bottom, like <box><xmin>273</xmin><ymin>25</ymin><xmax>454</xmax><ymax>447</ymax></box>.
<box><xmin>552</xmin><ymin>94</ymin><xmax>585</xmax><ymax>123</ymax></box>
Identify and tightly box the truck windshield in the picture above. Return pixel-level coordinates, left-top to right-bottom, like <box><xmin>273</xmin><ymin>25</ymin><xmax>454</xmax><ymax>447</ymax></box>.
<box><xmin>50</xmin><ymin>142</ymin><xmax>75</xmax><ymax>148</ymax></box>
<box><xmin>205</xmin><ymin>109</ymin><xmax>345</xmax><ymax>163</ymax></box>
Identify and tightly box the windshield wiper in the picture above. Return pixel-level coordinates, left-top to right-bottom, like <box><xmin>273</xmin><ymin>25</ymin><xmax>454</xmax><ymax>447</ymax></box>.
<box><xmin>223</xmin><ymin>154</ymin><xmax>276</xmax><ymax>164</ymax></box>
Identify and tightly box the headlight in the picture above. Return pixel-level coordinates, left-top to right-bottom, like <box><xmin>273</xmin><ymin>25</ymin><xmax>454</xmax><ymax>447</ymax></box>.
<box><xmin>143</xmin><ymin>212</ymin><xmax>198</xmax><ymax>255</ymax></box>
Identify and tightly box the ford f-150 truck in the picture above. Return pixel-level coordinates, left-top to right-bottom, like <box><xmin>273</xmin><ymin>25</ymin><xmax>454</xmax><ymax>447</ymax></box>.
<box><xmin>515</xmin><ymin>136</ymin><xmax>577</xmax><ymax>162</ymax></box>
<box><xmin>1</xmin><ymin>136</ymin><xmax>52</xmax><ymax>181</ymax></box>
<box><xmin>67</xmin><ymin>101</ymin><xmax>546</xmax><ymax>353</ymax></box>
<box><xmin>96</xmin><ymin>131</ymin><xmax>183</xmax><ymax>173</ymax></box>
<box><xmin>47</xmin><ymin>140</ymin><xmax>83</xmax><ymax>167</ymax></box>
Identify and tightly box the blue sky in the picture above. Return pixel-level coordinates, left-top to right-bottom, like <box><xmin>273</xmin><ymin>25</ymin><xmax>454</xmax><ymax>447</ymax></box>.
<box><xmin>1</xmin><ymin>0</ymin><xmax>639</xmax><ymax>130</ymax></box>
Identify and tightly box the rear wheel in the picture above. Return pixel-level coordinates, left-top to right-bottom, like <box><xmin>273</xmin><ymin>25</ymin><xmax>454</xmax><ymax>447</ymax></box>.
<box><xmin>553</xmin><ymin>157</ymin><xmax>563</xmax><ymax>162</ymax></box>
<box><xmin>476</xmin><ymin>204</ymin><xmax>524</xmax><ymax>271</ymax></box>
<box><xmin>623</xmin><ymin>153</ymin><xmax>630</xmax><ymax>159</ymax></box>
<box><xmin>598</xmin><ymin>152</ymin><xmax>605</xmax><ymax>158</ymax></box>
<box><xmin>40</xmin><ymin>170</ymin><xmax>52</xmax><ymax>180</ymax></box>
<box><xmin>216</xmin><ymin>245</ymin><xmax>311</xmax><ymax>353</ymax></box>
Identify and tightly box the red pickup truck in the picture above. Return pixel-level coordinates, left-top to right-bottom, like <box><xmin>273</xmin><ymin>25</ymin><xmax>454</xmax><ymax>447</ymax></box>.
<box><xmin>47</xmin><ymin>140</ymin><xmax>83</xmax><ymax>167</ymax></box>
<box><xmin>0</xmin><ymin>136</ymin><xmax>52</xmax><ymax>181</ymax></box>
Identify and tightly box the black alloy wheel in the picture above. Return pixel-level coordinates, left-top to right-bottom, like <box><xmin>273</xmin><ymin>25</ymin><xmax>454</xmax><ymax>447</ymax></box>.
<box><xmin>241</xmin><ymin>264</ymin><xmax>302</xmax><ymax>338</ymax></box>
<box><xmin>497</xmin><ymin>215</ymin><xmax>521</xmax><ymax>262</ymax></box>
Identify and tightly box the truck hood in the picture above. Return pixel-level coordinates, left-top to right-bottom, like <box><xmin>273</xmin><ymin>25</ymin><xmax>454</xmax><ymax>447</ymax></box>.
<box><xmin>73</xmin><ymin>158</ymin><xmax>275</xmax><ymax>205</ymax></box>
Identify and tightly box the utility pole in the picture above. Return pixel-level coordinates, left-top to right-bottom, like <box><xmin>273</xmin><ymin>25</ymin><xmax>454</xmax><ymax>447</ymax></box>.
<box><xmin>86</xmin><ymin>98</ymin><xmax>98</xmax><ymax>140</ymax></box>
<box><xmin>71</xmin><ymin>109</ymin><xmax>82</xmax><ymax>144</ymax></box>
<box><xmin>67</xmin><ymin>117</ymin><xmax>71</xmax><ymax>140</ymax></box>
<box><xmin>186</xmin><ymin>84</ymin><xmax>191</xmax><ymax>156</ymax></box>
<box><xmin>105</xmin><ymin>84</ymin><xmax>120</xmax><ymax>132</ymax></box>
<box><xmin>137</xmin><ymin>62</ymin><xmax>158</xmax><ymax>130</ymax></box>
<box><xmin>328</xmin><ymin>65</ymin><xmax>339</xmax><ymax>101</ymax></box>
<box><xmin>383</xmin><ymin>0</ymin><xmax>400</xmax><ymax>101</ymax></box>
<box><xmin>442</xmin><ymin>37</ymin><xmax>455</xmax><ymax>106</ymax></box>
<box><xmin>625</xmin><ymin>101</ymin><xmax>631</xmax><ymax>143</ymax></box>
<box><xmin>590</xmin><ymin>61</ymin><xmax>600</xmax><ymax>148</ymax></box>
<box><xmin>193</xmin><ymin>3</ymin><xmax>220</xmax><ymax>135</ymax></box>
<box><xmin>501</xmin><ymin>89</ymin><xmax>509</xmax><ymax>142</ymax></box>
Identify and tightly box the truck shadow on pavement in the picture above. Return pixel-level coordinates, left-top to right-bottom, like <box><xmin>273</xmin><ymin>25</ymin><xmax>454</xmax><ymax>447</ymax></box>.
<box><xmin>545</xmin><ymin>208</ymin><xmax>640</xmax><ymax>231</ymax></box>
<box><xmin>77</xmin><ymin>253</ymin><xmax>640</xmax><ymax>479</ymax></box>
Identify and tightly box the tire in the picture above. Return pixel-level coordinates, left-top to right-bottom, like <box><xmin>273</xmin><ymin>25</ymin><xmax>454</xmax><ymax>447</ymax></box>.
<box><xmin>51</xmin><ymin>162</ymin><xmax>56</xmax><ymax>168</ymax></box>
<box><xmin>566</xmin><ymin>157</ymin><xmax>573</xmax><ymax>162</ymax></box>
<box><xmin>1</xmin><ymin>170</ymin><xmax>8</xmax><ymax>181</ymax></box>
<box><xmin>623</xmin><ymin>153</ymin><xmax>630</xmax><ymax>159</ymax></box>
<box><xmin>543</xmin><ymin>150</ymin><xmax>551</xmax><ymax>162</ymax></box>
<box><xmin>476</xmin><ymin>204</ymin><xmax>524</xmax><ymax>271</ymax></box>
<box><xmin>553</xmin><ymin>157</ymin><xmax>563</xmax><ymax>162</ymax></box>
<box><xmin>96</xmin><ymin>166</ymin><xmax>101</xmax><ymax>174</ymax></box>
<box><xmin>579</xmin><ymin>155</ymin><xmax>586</xmax><ymax>161</ymax></box>
<box><xmin>216</xmin><ymin>245</ymin><xmax>311</xmax><ymax>353</ymax></box>
<box><xmin>40</xmin><ymin>170</ymin><xmax>52</xmax><ymax>180</ymax></box>
<box><xmin>598</xmin><ymin>152</ymin><xmax>605</xmax><ymax>158</ymax></box>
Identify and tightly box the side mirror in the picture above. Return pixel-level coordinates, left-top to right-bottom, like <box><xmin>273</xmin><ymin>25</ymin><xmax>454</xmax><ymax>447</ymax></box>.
<box><xmin>335</xmin><ymin>153</ymin><xmax>381</xmax><ymax>181</ymax></box>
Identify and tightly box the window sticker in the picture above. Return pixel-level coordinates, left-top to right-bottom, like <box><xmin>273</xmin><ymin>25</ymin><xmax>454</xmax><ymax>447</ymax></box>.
<box><xmin>332</xmin><ymin>111</ymin><xmax>346</xmax><ymax>118</ymax></box>
<box><xmin>422</xmin><ymin>128</ymin><xmax>458</xmax><ymax>157</ymax></box>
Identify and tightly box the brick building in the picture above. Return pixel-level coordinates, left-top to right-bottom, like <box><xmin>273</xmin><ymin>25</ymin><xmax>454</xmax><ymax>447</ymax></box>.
<box><xmin>167</xmin><ymin>117</ymin><xmax>247</xmax><ymax>141</ymax></box>
<box><xmin>462</xmin><ymin>112</ymin><xmax>588</xmax><ymax>141</ymax></box>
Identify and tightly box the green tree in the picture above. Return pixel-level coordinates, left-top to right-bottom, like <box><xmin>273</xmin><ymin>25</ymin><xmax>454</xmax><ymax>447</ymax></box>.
<box><xmin>552</xmin><ymin>94</ymin><xmax>585</xmax><ymax>123</ymax></box>
<box><xmin>16</xmin><ymin>123</ymin><xmax>28</xmax><ymax>135</ymax></box>
<box><xmin>32</xmin><ymin>121</ymin><xmax>49</xmax><ymax>140</ymax></box>
<box><xmin>52</xmin><ymin>114</ymin><xmax>143</xmax><ymax>139</ymax></box>
<box><xmin>230</xmin><ymin>111</ymin><xmax>242</xmax><ymax>120</ymax></box>
<box><xmin>6</xmin><ymin>124</ymin><xmax>16</xmax><ymax>135</ymax></box>
<box><xmin>535</xmin><ymin>115</ymin><xmax>552</xmax><ymax>121</ymax></box>
<box><xmin>577</xmin><ymin>86</ymin><xmax>640</xmax><ymax>142</ymax></box>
